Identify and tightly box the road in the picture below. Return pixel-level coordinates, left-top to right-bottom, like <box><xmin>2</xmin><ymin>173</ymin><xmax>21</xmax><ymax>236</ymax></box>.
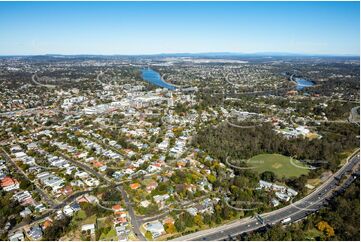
<box><xmin>58</xmin><ymin>152</ymin><xmax>146</xmax><ymax>240</ymax></box>
<box><xmin>9</xmin><ymin>189</ymin><xmax>94</xmax><ymax>234</ymax></box>
<box><xmin>59</xmin><ymin>131</ymin><xmax>178</xmax><ymax>240</ymax></box>
<box><xmin>173</xmin><ymin>151</ymin><xmax>360</xmax><ymax>241</ymax></box>
<box><xmin>116</xmin><ymin>185</ymin><xmax>146</xmax><ymax>240</ymax></box>
<box><xmin>59</xmin><ymin>153</ymin><xmax>112</xmax><ymax>183</ymax></box>
<box><xmin>0</xmin><ymin>148</ymin><xmax>56</xmax><ymax>207</ymax></box>
<box><xmin>0</xmin><ymin>106</ymin><xmax>58</xmax><ymax>119</ymax></box>
<box><xmin>289</xmin><ymin>106</ymin><xmax>361</xmax><ymax>129</ymax></box>
<box><xmin>96</xmin><ymin>71</ymin><xmax>105</xmax><ymax>85</ymax></box>
<box><xmin>71</xmin><ymin>130</ymin><xmax>193</xmax><ymax>239</ymax></box>
<box><xmin>139</xmin><ymin>194</ymin><xmax>212</xmax><ymax>223</ymax></box>
<box><xmin>2</xmin><ymin>143</ymin><xmax>102</xmax><ymax>234</ymax></box>
<box><xmin>7</xmin><ymin>154</ymin><xmax>143</xmax><ymax>239</ymax></box>
<box><xmin>31</xmin><ymin>73</ymin><xmax>56</xmax><ymax>88</ymax></box>
<box><xmin>349</xmin><ymin>106</ymin><xmax>360</xmax><ymax>124</ymax></box>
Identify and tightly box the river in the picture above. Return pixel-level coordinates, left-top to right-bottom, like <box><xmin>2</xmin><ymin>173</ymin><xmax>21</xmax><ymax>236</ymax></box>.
<box><xmin>294</xmin><ymin>77</ymin><xmax>315</xmax><ymax>91</ymax></box>
<box><xmin>141</xmin><ymin>68</ymin><xmax>176</xmax><ymax>90</ymax></box>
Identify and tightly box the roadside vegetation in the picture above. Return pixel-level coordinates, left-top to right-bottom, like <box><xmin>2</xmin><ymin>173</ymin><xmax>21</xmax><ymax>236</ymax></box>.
<box><xmin>241</xmin><ymin>179</ymin><xmax>360</xmax><ymax>241</ymax></box>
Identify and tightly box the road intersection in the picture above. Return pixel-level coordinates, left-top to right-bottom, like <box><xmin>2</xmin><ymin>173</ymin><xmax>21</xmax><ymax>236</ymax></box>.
<box><xmin>173</xmin><ymin>151</ymin><xmax>360</xmax><ymax>241</ymax></box>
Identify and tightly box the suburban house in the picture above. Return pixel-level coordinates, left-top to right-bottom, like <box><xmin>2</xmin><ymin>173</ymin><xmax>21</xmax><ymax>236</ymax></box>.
<box><xmin>130</xmin><ymin>183</ymin><xmax>140</xmax><ymax>190</ymax></box>
<box><xmin>143</xmin><ymin>220</ymin><xmax>165</xmax><ymax>238</ymax></box>
<box><xmin>1</xmin><ymin>176</ymin><xmax>20</xmax><ymax>191</ymax></box>
<box><xmin>8</xmin><ymin>230</ymin><xmax>24</xmax><ymax>241</ymax></box>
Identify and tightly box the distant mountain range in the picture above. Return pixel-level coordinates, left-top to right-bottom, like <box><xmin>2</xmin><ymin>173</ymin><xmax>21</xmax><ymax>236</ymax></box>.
<box><xmin>46</xmin><ymin>52</ymin><xmax>360</xmax><ymax>57</ymax></box>
<box><xmin>0</xmin><ymin>52</ymin><xmax>359</xmax><ymax>58</ymax></box>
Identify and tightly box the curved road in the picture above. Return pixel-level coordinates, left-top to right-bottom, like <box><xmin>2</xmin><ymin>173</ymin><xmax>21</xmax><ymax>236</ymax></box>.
<box><xmin>173</xmin><ymin>151</ymin><xmax>360</xmax><ymax>241</ymax></box>
<box><xmin>31</xmin><ymin>73</ymin><xmax>56</xmax><ymax>88</ymax></box>
<box><xmin>57</xmin><ymin>152</ymin><xmax>146</xmax><ymax>240</ymax></box>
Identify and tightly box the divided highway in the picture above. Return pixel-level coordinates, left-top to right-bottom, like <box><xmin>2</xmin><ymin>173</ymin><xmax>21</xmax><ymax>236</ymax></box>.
<box><xmin>174</xmin><ymin>151</ymin><xmax>360</xmax><ymax>241</ymax></box>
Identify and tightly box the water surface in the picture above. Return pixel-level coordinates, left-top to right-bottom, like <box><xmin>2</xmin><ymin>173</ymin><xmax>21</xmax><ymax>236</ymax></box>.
<box><xmin>294</xmin><ymin>78</ymin><xmax>314</xmax><ymax>91</ymax></box>
<box><xmin>141</xmin><ymin>68</ymin><xmax>176</xmax><ymax>90</ymax></box>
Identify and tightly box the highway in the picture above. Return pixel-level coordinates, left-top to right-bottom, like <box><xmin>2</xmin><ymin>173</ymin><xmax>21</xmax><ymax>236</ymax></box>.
<box><xmin>96</xmin><ymin>71</ymin><xmax>106</xmax><ymax>85</ymax></box>
<box><xmin>173</xmin><ymin>151</ymin><xmax>360</xmax><ymax>241</ymax></box>
<box><xmin>3</xmin><ymin>138</ymin><xmax>358</xmax><ymax>241</ymax></box>
<box><xmin>31</xmin><ymin>73</ymin><xmax>56</xmax><ymax>88</ymax></box>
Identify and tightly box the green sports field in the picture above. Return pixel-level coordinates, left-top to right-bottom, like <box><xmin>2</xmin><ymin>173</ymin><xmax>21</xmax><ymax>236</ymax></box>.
<box><xmin>248</xmin><ymin>153</ymin><xmax>309</xmax><ymax>178</ymax></box>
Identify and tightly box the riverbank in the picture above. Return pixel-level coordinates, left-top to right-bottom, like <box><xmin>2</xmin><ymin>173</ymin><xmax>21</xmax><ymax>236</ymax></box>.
<box><xmin>289</xmin><ymin>74</ymin><xmax>315</xmax><ymax>90</ymax></box>
<box><xmin>141</xmin><ymin>68</ymin><xmax>176</xmax><ymax>90</ymax></box>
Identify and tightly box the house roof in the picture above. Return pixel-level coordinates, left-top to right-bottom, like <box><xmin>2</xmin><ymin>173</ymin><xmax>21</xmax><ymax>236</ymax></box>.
<box><xmin>77</xmin><ymin>196</ymin><xmax>89</xmax><ymax>203</ymax></box>
<box><xmin>144</xmin><ymin>220</ymin><xmax>165</xmax><ymax>234</ymax></box>
<box><xmin>162</xmin><ymin>217</ymin><xmax>175</xmax><ymax>225</ymax></box>
<box><xmin>112</xmin><ymin>204</ymin><xmax>123</xmax><ymax>211</ymax></box>
<box><xmin>130</xmin><ymin>183</ymin><xmax>140</xmax><ymax>189</ymax></box>
<box><xmin>1</xmin><ymin>177</ymin><xmax>19</xmax><ymax>187</ymax></box>
<box><xmin>42</xmin><ymin>220</ymin><xmax>53</xmax><ymax>229</ymax></box>
<box><xmin>92</xmin><ymin>161</ymin><xmax>104</xmax><ymax>168</ymax></box>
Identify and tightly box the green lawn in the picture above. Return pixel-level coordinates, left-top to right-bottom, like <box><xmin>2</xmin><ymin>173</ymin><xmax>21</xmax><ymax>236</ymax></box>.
<box><xmin>248</xmin><ymin>154</ymin><xmax>309</xmax><ymax>178</ymax></box>
<box><xmin>97</xmin><ymin>217</ymin><xmax>113</xmax><ymax>229</ymax></box>
<box><xmin>82</xmin><ymin>214</ymin><xmax>97</xmax><ymax>225</ymax></box>
<box><xmin>99</xmin><ymin>228</ymin><xmax>117</xmax><ymax>241</ymax></box>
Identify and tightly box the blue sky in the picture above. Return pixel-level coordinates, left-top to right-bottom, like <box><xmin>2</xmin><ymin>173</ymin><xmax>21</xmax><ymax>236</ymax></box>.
<box><xmin>0</xmin><ymin>1</ymin><xmax>359</xmax><ymax>55</ymax></box>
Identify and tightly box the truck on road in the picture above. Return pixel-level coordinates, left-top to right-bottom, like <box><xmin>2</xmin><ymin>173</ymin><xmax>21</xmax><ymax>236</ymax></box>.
<box><xmin>281</xmin><ymin>217</ymin><xmax>291</xmax><ymax>224</ymax></box>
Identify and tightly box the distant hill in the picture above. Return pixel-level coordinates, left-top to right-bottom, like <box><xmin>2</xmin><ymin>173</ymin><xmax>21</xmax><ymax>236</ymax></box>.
<box><xmin>0</xmin><ymin>52</ymin><xmax>359</xmax><ymax>60</ymax></box>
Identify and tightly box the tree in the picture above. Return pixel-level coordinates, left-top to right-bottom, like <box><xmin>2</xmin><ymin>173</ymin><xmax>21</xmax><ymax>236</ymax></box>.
<box><xmin>242</xmin><ymin>180</ymin><xmax>359</xmax><ymax>241</ymax></box>
<box><xmin>260</xmin><ymin>171</ymin><xmax>276</xmax><ymax>182</ymax></box>
<box><xmin>194</xmin><ymin>214</ymin><xmax>204</xmax><ymax>227</ymax></box>
<box><xmin>184</xmin><ymin>212</ymin><xmax>194</xmax><ymax>227</ymax></box>
<box><xmin>203</xmin><ymin>214</ymin><xmax>212</xmax><ymax>225</ymax></box>
<box><xmin>145</xmin><ymin>231</ymin><xmax>153</xmax><ymax>240</ymax></box>
<box><xmin>206</xmin><ymin>174</ymin><xmax>217</xmax><ymax>184</ymax></box>
<box><xmin>317</xmin><ymin>221</ymin><xmax>335</xmax><ymax>238</ymax></box>
<box><xmin>11</xmin><ymin>124</ymin><xmax>22</xmax><ymax>134</ymax></box>
<box><xmin>221</xmin><ymin>205</ymin><xmax>231</xmax><ymax>220</ymax></box>
<box><xmin>174</xmin><ymin>218</ymin><xmax>186</xmax><ymax>232</ymax></box>
<box><xmin>74</xmin><ymin>210</ymin><xmax>87</xmax><ymax>221</ymax></box>
<box><xmin>19</xmin><ymin>179</ymin><xmax>31</xmax><ymax>190</ymax></box>
<box><xmin>102</xmin><ymin>190</ymin><xmax>122</xmax><ymax>202</ymax></box>
<box><xmin>164</xmin><ymin>223</ymin><xmax>176</xmax><ymax>234</ymax></box>
<box><xmin>43</xmin><ymin>217</ymin><xmax>71</xmax><ymax>240</ymax></box>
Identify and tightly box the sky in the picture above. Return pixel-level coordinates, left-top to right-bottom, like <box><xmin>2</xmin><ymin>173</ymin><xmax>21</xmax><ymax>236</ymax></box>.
<box><xmin>0</xmin><ymin>1</ymin><xmax>359</xmax><ymax>56</ymax></box>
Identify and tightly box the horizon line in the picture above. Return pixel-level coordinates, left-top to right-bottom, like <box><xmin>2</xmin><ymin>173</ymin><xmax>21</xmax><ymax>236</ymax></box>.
<box><xmin>0</xmin><ymin>51</ymin><xmax>359</xmax><ymax>57</ymax></box>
